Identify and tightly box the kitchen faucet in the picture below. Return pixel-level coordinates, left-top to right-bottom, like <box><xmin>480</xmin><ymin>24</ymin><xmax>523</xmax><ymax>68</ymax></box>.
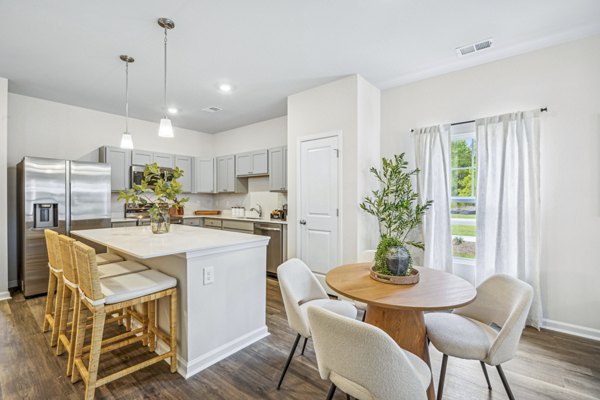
<box><xmin>249</xmin><ymin>203</ymin><xmax>262</xmax><ymax>218</ymax></box>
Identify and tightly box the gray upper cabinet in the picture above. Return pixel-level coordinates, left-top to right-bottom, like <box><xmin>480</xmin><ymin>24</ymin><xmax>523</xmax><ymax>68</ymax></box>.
<box><xmin>175</xmin><ymin>155</ymin><xmax>193</xmax><ymax>193</ymax></box>
<box><xmin>269</xmin><ymin>146</ymin><xmax>287</xmax><ymax>192</ymax></box>
<box><xmin>154</xmin><ymin>152</ymin><xmax>175</xmax><ymax>168</ymax></box>
<box><xmin>131</xmin><ymin>150</ymin><xmax>153</xmax><ymax>166</ymax></box>
<box><xmin>235</xmin><ymin>150</ymin><xmax>268</xmax><ymax>176</ymax></box>
<box><xmin>100</xmin><ymin>146</ymin><xmax>131</xmax><ymax>192</ymax></box>
<box><xmin>217</xmin><ymin>155</ymin><xmax>247</xmax><ymax>193</ymax></box>
<box><xmin>194</xmin><ymin>158</ymin><xmax>215</xmax><ymax>193</ymax></box>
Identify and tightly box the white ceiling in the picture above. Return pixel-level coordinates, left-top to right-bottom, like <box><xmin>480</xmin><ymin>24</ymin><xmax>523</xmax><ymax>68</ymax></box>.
<box><xmin>1</xmin><ymin>0</ymin><xmax>599</xmax><ymax>133</ymax></box>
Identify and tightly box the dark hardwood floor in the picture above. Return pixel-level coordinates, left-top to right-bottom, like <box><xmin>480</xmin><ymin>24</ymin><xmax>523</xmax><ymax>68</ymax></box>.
<box><xmin>1</xmin><ymin>278</ymin><xmax>599</xmax><ymax>400</ymax></box>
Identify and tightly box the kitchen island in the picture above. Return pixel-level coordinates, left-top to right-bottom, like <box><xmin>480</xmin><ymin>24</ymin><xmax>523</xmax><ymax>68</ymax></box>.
<box><xmin>71</xmin><ymin>224</ymin><xmax>270</xmax><ymax>378</ymax></box>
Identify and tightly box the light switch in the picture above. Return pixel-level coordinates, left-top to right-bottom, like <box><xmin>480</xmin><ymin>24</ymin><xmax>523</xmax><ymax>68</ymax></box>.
<box><xmin>203</xmin><ymin>266</ymin><xmax>215</xmax><ymax>285</ymax></box>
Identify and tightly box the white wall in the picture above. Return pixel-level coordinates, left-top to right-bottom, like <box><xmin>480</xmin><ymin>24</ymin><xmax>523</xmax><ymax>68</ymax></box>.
<box><xmin>381</xmin><ymin>35</ymin><xmax>600</xmax><ymax>334</ymax></box>
<box><xmin>212</xmin><ymin>116</ymin><xmax>287</xmax><ymax>157</ymax></box>
<box><xmin>287</xmin><ymin>75</ymin><xmax>381</xmax><ymax>267</ymax></box>
<box><xmin>6</xmin><ymin>94</ymin><xmax>214</xmax><ymax>286</ymax></box>
<box><xmin>0</xmin><ymin>78</ymin><xmax>9</xmax><ymax>300</ymax></box>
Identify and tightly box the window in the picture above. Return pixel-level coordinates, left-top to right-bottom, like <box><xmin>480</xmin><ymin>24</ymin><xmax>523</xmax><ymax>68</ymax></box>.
<box><xmin>450</xmin><ymin>122</ymin><xmax>477</xmax><ymax>260</ymax></box>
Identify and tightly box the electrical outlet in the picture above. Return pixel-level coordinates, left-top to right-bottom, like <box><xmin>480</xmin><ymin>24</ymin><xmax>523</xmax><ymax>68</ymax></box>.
<box><xmin>203</xmin><ymin>266</ymin><xmax>215</xmax><ymax>285</ymax></box>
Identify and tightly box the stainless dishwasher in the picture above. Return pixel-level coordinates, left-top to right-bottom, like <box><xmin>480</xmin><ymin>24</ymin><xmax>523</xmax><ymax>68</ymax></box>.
<box><xmin>254</xmin><ymin>222</ymin><xmax>283</xmax><ymax>277</ymax></box>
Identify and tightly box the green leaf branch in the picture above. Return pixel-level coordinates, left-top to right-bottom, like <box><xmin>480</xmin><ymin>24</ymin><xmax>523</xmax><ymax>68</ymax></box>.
<box><xmin>118</xmin><ymin>163</ymin><xmax>189</xmax><ymax>218</ymax></box>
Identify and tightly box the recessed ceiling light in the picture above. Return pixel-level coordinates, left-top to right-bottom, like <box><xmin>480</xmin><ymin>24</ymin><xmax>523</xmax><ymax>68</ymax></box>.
<box><xmin>167</xmin><ymin>107</ymin><xmax>178</xmax><ymax>115</ymax></box>
<box><xmin>218</xmin><ymin>83</ymin><xmax>233</xmax><ymax>93</ymax></box>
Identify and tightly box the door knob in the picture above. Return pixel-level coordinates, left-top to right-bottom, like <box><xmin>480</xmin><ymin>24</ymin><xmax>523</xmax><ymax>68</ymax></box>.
<box><xmin>299</xmin><ymin>219</ymin><xmax>306</xmax><ymax>225</ymax></box>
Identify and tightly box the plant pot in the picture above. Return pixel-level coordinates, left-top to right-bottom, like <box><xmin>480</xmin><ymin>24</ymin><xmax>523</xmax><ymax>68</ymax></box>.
<box><xmin>151</xmin><ymin>211</ymin><xmax>170</xmax><ymax>234</ymax></box>
<box><xmin>386</xmin><ymin>245</ymin><xmax>411</xmax><ymax>276</ymax></box>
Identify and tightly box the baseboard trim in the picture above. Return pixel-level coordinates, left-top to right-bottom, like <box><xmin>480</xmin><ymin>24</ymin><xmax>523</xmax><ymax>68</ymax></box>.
<box><xmin>542</xmin><ymin>319</ymin><xmax>600</xmax><ymax>342</ymax></box>
<box><xmin>0</xmin><ymin>291</ymin><xmax>11</xmax><ymax>302</ymax></box>
<box><xmin>155</xmin><ymin>326</ymin><xmax>270</xmax><ymax>378</ymax></box>
<box><xmin>8</xmin><ymin>280</ymin><xmax>18</xmax><ymax>288</ymax></box>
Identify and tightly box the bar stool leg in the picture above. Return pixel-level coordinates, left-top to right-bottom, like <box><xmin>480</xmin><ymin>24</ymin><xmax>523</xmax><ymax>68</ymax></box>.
<box><xmin>85</xmin><ymin>308</ymin><xmax>106</xmax><ymax>400</ymax></box>
<box><xmin>71</xmin><ymin>300</ymin><xmax>88</xmax><ymax>384</ymax></box>
<box><xmin>50</xmin><ymin>277</ymin><xmax>65</xmax><ymax>347</ymax></box>
<box><xmin>67</xmin><ymin>292</ymin><xmax>82</xmax><ymax>377</ymax></box>
<box><xmin>170</xmin><ymin>292</ymin><xmax>178</xmax><ymax>373</ymax></box>
<box><xmin>56</xmin><ymin>287</ymin><xmax>72</xmax><ymax>355</ymax></box>
<box><xmin>142</xmin><ymin>302</ymin><xmax>149</xmax><ymax>346</ymax></box>
<box><xmin>43</xmin><ymin>272</ymin><xmax>57</xmax><ymax>332</ymax></box>
<box><xmin>125</xmin><ymin>306</ymin><xmax>132</xmax><ymax>331</ymax></box>
<box><xmin>148</xmin><ymin>300</ymin><xmax>156</xmax><ymax>352</ymax></box>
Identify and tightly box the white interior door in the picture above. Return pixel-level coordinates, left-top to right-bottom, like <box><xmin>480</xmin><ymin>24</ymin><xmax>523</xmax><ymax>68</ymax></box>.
<box><xmin>299</xmin><ymin>135</ymin><xmax>339</xmax><ymax>275</ymax></box>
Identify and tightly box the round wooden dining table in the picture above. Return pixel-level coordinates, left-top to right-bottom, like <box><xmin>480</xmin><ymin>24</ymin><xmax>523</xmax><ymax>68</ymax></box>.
<box><xmin>326</xmin><ymin>263</ymin><xmax>477</xmax><ymax>400</ymax></box>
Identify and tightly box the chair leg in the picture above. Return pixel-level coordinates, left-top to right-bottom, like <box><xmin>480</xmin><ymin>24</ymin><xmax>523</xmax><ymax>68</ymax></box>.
<box><xmin>142</xmin><ymin>302</ymin><xmax>149</xmax><ymax>346</ymax></box>
<box><xmin>66</xmin><ymin>292</ymin><xmax>81</xmax><ymax>377</ymax></box>
<box><xmin>56</xmin><ymin>287</ymin><xmax>72</xmax><ymax>355</ymax></box>
<box><xmin>480</xmin><ymin>361</ymin><xmax>492</xmax><ymax>390</ymax></box>
<box><xmin>50</xmin><ymin>277</ymin><xmax>65</xmax><ymax>347</ymax></box>
<box><xmin>71</xmin><ymin>300</ymin><xmax>88</xmax><ymax>384</ymax></box>
<box><xmin>148</xmin><ymin>300</ymin><xmax>156</xmax><ymax>352</ymax></box>
<box><xmin>43</xmin><ymin>272</ymin><xmax>57</xmax><ymax>332</ymax></box>
<box><xmin>496</xmin><ymin>365</ymin><xmax>515</xmax><ymax>400</ymax></box>
<box><xmin>301</xmin><ymin>337</ymin><xmax>308</xmax><ymax>355</ymax></box>
<box><xmin>84</xmin><ymin>308</ymin><xmax>106</xmax><ymax>400</ymax></box>
<box><xmin>277</xmin><ymin>333</ymin><xmax>301</xmax><ymax>390</ymax></box>
<box><xmin>437</xmin><ymin>354</ymin><xmax>448</xmax><ymax>400</ymax></box>
<box><xmin>169</xmin><ymin>291</ymin><xmax>178</xmax><ymax>373</ymax></box>
<box><xmin>125</xmin><ymin>306</ymin><xmax>132</xmax><ymax>331</ymax></box>
<box><xmin>325</xmin><ymin>383</ymin><xmax>337</xmax><ymax>400</ymax></box>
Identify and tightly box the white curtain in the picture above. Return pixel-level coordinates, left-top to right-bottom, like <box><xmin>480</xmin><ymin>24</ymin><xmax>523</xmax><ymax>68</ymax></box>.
<box><xmin>476</xmin><ymin>111</ymin><xmax>543</xmax><ymax>328</ymax></box>
<box><xmin>413</xmin><ymin>125</ymin><xmax>453</xmax><ymax>273</ymax></box>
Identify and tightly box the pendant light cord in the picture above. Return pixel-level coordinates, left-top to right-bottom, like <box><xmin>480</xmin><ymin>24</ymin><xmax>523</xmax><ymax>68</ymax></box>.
<box><xmin>125</xmin><ymin>59</ymin><xmax>129</xmax><ymax>133</ymax></box>
<box><xmin>163</xmin><ymin>26</ymin><xmax>168</xmax><ymax>118</ymax></box>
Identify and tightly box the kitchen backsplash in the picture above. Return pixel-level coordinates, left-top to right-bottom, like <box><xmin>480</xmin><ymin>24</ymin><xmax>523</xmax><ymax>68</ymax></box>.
<box><xmin>110</xmin><ymin>193</ymin><xmax>215</xmax><ymax>216</ymax></box>
<box><xmin>110</xmin><ymin>176</ymin><xmax>287</xmax><ymax>217</ymax></box>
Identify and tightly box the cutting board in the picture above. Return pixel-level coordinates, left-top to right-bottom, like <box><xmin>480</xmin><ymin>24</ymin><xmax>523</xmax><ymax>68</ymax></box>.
<box><xmin>194</xmin><ymin>210</ymin><xmax>221</xmax><ymax>216</ymax></box>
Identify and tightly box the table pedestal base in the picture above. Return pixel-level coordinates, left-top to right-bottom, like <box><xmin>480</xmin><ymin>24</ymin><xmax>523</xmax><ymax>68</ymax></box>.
<box><xmin>365</xmin><ymin>305</ymin><xmax>434</xmax><ymax>400</ymax></box>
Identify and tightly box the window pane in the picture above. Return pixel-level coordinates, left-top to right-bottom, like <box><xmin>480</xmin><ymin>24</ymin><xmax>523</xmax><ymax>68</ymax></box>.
<box><xmin>451</xmin><ymin>169</ymin><xmax>473</xmax><ymax>197</ymax></box>
<box><xmin>451</xmin><ymin>138</ymin><xmax>474</xmax><ymax>168</ymax></box>
<box><xmin>451</xmin><ymin>202</ymin><xmax>476</xmax><ymax>259</ymax></box>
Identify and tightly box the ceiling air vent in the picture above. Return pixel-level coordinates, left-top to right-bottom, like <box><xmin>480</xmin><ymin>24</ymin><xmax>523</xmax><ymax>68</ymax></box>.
<box><xmin>456</xmin><ymin>38</ymin><xmax>494</xmax><ymax>56</ymax></box>
<box><xmin>202</xmin><ymin>106</ymin><xmax>222</xmax><ymax>113</ymax></box>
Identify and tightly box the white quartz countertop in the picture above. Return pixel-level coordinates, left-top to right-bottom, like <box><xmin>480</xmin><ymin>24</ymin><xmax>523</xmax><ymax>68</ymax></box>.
<box><xmin>72</xmin><ymin>224</ymin><xmax>270</xmax><ymax>259</ymax></box>
<box><xmin>201</xmin><ymin>215</ymin><xmax>288</xmax><ymax>225</ymax></box>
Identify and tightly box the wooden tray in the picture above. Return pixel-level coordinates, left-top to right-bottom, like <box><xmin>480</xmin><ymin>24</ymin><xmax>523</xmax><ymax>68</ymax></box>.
<box><xmin>194</xmin><ymin>210</ymin><xmax>221</xmax><ymax>216</ymax></box>
<box><xmin>370</xmin><ymin>266</ymin><xmax>420</xmax><ymax>285</ymax></box>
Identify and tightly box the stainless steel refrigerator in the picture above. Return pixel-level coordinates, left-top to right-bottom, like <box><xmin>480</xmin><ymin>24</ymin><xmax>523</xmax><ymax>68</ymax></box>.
<box><xmin>17</xmin><ymin>157</ymin><xmax>111</xmax><ymax>296</ymax></box>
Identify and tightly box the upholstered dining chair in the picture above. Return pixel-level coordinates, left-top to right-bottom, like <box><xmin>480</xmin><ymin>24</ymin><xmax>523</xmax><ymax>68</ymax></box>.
<box><xmin>276</xmin><ymin>258</ymin><xmax>357</xmax><ymax>390</ymax></box>
<box><xmin>425</xmin><ymin>274</ymin><xmax>533</xmax><ymax>400</ymax></box>
<box><xmin>308</xmin><ymin>305</ymin><xmax>430</xmax><ymax>400</ymax></box>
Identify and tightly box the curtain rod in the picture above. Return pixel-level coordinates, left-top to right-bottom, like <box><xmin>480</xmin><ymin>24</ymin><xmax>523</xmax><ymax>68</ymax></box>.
<box><xmin>410</xmin><ymin>107</ymin><xmax>548</xmax><ymax>133</ymax></box>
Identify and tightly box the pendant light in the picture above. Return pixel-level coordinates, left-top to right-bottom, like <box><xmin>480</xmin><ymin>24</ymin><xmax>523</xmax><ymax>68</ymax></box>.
<box><xmin>120</xmin><ymin>55</ymin><xmax>135</xmax><ymax>149</ymax></box>
<box><xmin>158</xmin><ymin>17</ymin><xmax>175</xmax><ymax>138</ymax></box>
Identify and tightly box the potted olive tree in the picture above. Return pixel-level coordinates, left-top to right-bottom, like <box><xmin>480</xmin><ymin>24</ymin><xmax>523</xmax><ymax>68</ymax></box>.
<box><xmin>360</xmin><ymin>153</ymin><xmax>432</xmax><ymax>280</ymax></box>
<box><xmin>119</xmin><ymin>163</ymin><xmax>188</xmax><ymax>234</ymax></box>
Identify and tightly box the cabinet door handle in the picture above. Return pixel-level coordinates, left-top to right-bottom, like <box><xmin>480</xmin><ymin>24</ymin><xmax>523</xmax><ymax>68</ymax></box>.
<box><xmin>299</xmin><ymin>219</ymin><xmax>306</xmax><ymax>225</ymax></box>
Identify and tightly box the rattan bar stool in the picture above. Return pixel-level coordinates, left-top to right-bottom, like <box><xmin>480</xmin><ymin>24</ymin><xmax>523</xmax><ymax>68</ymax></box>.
<box><xmin>43</xmin><ymin>230</ymin><xmax>126</xmax><ymax>347</ymax></box>
<box><xmin>71</xmin><ymin>241</ymin><xmax>178</xmax><ymax>400</ymax></box>
<box><xmin>55</xmin><ymin>235</ymin><xmax>149</xmax><ymax>376</ymax></box>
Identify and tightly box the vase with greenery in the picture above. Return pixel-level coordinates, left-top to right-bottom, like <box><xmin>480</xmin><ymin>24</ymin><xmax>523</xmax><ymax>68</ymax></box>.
<box><xmin>359</xmin><ymin>153</ymin><xmax>432</xmax><ymax>276</ymax></box>
<box><xmin>118</xmin><ymin>163</ymin><xmax>188</xmax><ymax>234</ymax></box>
